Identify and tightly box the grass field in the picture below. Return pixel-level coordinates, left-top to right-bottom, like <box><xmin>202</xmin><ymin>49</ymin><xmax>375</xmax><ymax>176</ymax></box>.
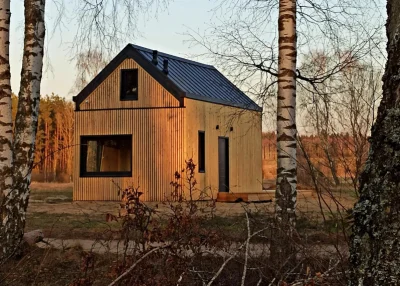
<box><xmin>26</xmin><ymin>182</ymin><xmax>356</xmax><ymax>244</ymax></box>
<box><xmin>30</xmin><ymin>182</ymin><xmax>73</xmax><ymax>202</ymax></box>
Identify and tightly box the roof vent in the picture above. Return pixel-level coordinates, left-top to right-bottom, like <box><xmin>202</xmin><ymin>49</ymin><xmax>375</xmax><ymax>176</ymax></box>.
<box><xmin>152</xmin><ymin>50</ymin><xmax>158</xmax><ymax>65</ymax></box>
<box><xmin>163</xmin><ymin>59</ymin><xmax>169</xmax><ymax>75</ymax></box>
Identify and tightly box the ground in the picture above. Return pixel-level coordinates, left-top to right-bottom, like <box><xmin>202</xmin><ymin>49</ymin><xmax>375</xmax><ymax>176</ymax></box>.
<box><xmin>27</xmin><ymin>182</ymin><xmax>356</xmax><ymax>240</ymax></box>
<box><xmin>0</xmin><ymin>182</ymin><xmax>357</xmax><ymax>285</ymax></box>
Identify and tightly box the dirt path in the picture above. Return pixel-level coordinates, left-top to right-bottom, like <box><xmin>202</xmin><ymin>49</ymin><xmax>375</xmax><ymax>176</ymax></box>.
<box><xmin>37</xmin><ymin>237</ymin><xmax>348</xmax><ymax>259</ymax></box>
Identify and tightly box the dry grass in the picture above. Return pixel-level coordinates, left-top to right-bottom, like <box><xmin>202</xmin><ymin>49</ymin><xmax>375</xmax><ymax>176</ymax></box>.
<box><xmin>0</xmin><ymin>247</ymin><xmax>116</xmax><ymax>286</ymax></box>
<box><xmin>25</xmin><ymin>182</ymin><xmax>355</xmax><ymax>246</ymax></box>
<box><xmin>31</xmin><ymin>182</ymin><xmax>73</xmax><ymax>192</ymax></box>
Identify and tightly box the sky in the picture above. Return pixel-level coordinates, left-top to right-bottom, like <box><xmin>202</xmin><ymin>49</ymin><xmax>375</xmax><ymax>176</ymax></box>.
<box><xmin>9</xmin><ymin>0</ymin><xmax>386</xmax><ymax>133</ymax></box>
<box><xmin>10</xmin><ymin>0</ymin><xmax>218</xmax><ymax>100</ymax></box>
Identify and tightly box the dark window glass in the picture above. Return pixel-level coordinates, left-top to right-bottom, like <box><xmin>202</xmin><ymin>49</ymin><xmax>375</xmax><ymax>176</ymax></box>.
<box><xmin>80</xmin><ymin>135</ymin><xmax>132</xmax><ymax>177</ymax></box>
<box><xmin>198</xmin><ymin>131</ymin><xmax>205</xmax><ymax>172</ymax></box>
<box><xmin>120</xmin><ymin>69</ymin><xmax>138</xmax><ymax>100</ymax></box>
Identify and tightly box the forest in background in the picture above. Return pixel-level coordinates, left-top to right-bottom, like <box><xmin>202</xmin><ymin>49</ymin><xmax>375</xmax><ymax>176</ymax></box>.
<box><xmin>263</xmin><ymin>132</ymin><xmax>368</xmax><ymax>191</ymax></box>
<box><xmin>11</xmin><ymin>94</ymin><xmax>74</xmax><ymax>183</ymax></box>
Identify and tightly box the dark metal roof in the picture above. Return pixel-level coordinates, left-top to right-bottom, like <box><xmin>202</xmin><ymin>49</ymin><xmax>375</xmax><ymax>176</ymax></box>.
<box><xmin>131</xmin><ymin>44</ymin><xmax>262</xmax><ymax>111</ymax></box>
<box><xmin>73</xmin><ymin>44</ymin><xmax>262</xmax><ymax>112</ymax></box>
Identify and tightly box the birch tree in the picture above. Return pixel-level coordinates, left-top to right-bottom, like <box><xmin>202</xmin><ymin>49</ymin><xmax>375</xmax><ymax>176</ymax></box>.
<box><xmin>270</xmin><ymin>0</ymin><xmax>297</xmax><ymax>267</ymax></box>
<box><xmin>0</xmin><ymin>0</ymin><xmax>12</xmax><ymax>221</ymax></box>
<box><xmin>189</xmin><ymin>0</ymin><xmax>383</xmax><ymax>222</ymax></box>
<box><xmin>0</xmin><ymin>0</ymin><xmax>45</xmax><ymax>260</ymax></box>
<box><xmin>349</xmin><ymin>1</ymin><xmax>400</xmax><ymax>284</ymax></box>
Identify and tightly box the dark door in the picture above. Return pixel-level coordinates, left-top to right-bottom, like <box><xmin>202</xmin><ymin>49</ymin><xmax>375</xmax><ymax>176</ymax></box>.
<box><xmin>218</xmin><ymin>137</ymin><xmax>229</xmax><ymax>192</ymax></box>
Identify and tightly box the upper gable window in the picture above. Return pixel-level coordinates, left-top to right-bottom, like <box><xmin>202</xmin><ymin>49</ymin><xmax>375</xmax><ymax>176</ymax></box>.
<box><xmin>120</xmin><ymin>69</ymin><xmax>138</xmax><ymax>100</ymax></box>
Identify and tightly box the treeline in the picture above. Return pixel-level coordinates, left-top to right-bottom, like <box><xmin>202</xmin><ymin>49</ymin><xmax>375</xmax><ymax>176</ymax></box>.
<box><xmin>12</xmin><ymin>94</ymin><xmax>74</xmax><ymax>182</ymax></box>
<box><xmin>262</xmin><ymin>131</ymin><xmax>369</xmax><ymax>189</ymax></box>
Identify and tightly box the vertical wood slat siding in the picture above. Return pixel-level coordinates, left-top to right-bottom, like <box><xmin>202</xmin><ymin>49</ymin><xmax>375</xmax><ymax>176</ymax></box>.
<box><xmin>79</xmin><ymin>59</ymin><xmax>180</xmax><ymax>110</ymax></box>
<box><xmin>73</xmin><ymin>108</ymin><xmax>185</xmax><ymax>201</ymax></box>
<box><xmin>185</xmin><ymin>99</ymin><xmax>262</xmax><ymax>197</ymax></box>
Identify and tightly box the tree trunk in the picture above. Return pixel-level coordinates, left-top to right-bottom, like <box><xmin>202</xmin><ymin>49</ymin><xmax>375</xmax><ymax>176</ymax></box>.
<box><xmin>44</xmin><ymin>119</ymin><xmax>48</xmax><ymax>181</ymax></box>
<box><xmin>0</xmin><ymin>0</ymin><xmax>12</xmax><ymax>202</ymax></box>
<box><xmin>1</xmin><ymin>0</ymin><xmax>45</xmax><ymax>261</ymax></box>
<box><xmin>322</xmin><ymin>144</ymin><xmax>340</xmax><ymax>186</ymax></box>
<box><xmin>349</xmin><ymin>1</ymin><xmax>400</xmax><ymax>285</ymax></box>
<box><xmin>0</xmin><ymin>0</ymin><xmax>12</xmax><ymax>193</ymax></box>
<box><xmin>0</xmin><ymin>0</ymin><xmax>13</xmax><ymax>259</ymax></box>
<box><xmin>272</xmin><ymin>0</ymin><xmax>297</xmax><ymax>269</ymax></box>
<box><xmin>54</xmin><ymin>120</ymin><xmax>58</xmax><ymax>181</ymax></box>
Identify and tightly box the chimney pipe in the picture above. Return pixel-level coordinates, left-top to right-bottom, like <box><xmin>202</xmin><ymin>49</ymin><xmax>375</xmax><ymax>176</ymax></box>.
<box><xmin>163</xmin><ymin>59</ymin><xmax>169</xmax><ymax>75</ymax></box>
<box><xmin>152</xmin><ymin>50</ymin><xmax>158</xmax><ymax>65</ymax></box>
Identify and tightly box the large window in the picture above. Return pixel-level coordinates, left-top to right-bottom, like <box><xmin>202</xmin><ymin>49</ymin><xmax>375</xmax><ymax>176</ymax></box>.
<box><xmin>80</xmin><ymin>135</ymin><xmax>132</xmax><ymax>177</ymax></box>
<box><xmin>120</xmin><ymin>69</ymin><xmax>138</xmax><ymax>100</ymax></box>
<box><xmin>198</xmin><ymin>131</ymin><xmax>205</xmax><ymax>173</ymax></box>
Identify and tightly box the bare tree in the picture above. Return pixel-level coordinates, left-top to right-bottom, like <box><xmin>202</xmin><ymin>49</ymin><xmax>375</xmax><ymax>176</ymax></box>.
<box><xmin>334</xmin><ymin>63</ymin><xmax>382</xmax><ymax>192</ymax></box>
<box><xmin>188</xmin><ymin>0</ymin><xmax>384</xmax><ymax>108</ymax></box>
<box><xmin>349</xmin><ymin>1</ymin><xmax>400</xmax><ymax>284</ymax></box>
<box><xmin>71</xmin><ymin>0</ymin><xmax>169</xmax><ymax>55</ymax></box>
<box><xmin>189</xmin><ymin>0</ymin><xmax>384</xmax><ymax>190</ymax></box>
<box><xmin>299</xmin><ymin>53</ymin><xmax>382</xmax><ymax>191</ymax></box>
<box><xmin>299</xmin><ymin>53</ymin><xmax>341</xmax><ymax>185</ymax></box>
<box><xmin>71</xmin><ymin>49</ymin><xmax>108</xmax><ymax>94</ymax></box>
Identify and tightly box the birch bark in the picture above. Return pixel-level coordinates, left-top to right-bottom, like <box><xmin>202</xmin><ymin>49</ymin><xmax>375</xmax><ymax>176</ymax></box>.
<box><xmin>0</xmin><ymin>0</ymin><xmax>12</xmax><ymax>218</ymax></box>
<box><xmin>0</xmin><ymin>0</ymin><xmax>45</xmax><ymax>260</ymax></box>
<box><xmin>272</xmin><ymin>0</ymin><xmax>297</xmax><ymax>267</ymax></box>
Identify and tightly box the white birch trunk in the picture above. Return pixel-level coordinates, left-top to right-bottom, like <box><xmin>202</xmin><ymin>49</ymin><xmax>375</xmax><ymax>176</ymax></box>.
<box><xmin>272</xmin><ymin>0</ymin><xmax>297</xmax><ymax>267</ymax></box>
<box><xmin>1</xmin><ymin>0</ymin><xmax>45</xmax><ymax>261</ymax></box>
<box><xmin>0</xmin><ymin>0</ymin><xmax>13</xmax><ymax>260</ymax></box>
<box><xmin>0</xmin><ymin>0</ymin><xmax>12</xmax><ymax>216</ymax></box>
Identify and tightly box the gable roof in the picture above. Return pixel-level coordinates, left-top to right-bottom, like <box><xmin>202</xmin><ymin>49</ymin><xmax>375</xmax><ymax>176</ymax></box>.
<box><xmin>73</xmin><ymin>44</ymin><xmax>262</xmax><ymax>112</ymax></box>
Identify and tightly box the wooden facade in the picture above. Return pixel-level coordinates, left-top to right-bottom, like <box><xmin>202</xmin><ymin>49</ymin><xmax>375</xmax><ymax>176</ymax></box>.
<box><xmin>80</xmin><ymin>59</ymin><xmax>179</xmax><ymax>110</ymax></box>
<box><xmin>73</xmin><ymin>45</ymin><xmax>262</xmax><ymax>201</ymax></box>
<box><xmin>74</xmin><ymin>108</ymin><xmax>185</xmax><ymax>201</ymax></box>
<box><xmin>185</xmin><ymin>99</ymin><xmax>262</xmax><ymax>197</ymax></box>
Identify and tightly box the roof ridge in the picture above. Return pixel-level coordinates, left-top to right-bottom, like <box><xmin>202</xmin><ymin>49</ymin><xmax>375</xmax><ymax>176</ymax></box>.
<box><xmin>129</xmin><ymin>43</ymin><xmax>215</xmax><ymax>69</ymax></box>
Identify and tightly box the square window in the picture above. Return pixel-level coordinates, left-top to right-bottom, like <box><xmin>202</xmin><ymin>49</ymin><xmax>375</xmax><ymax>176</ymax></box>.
<box><xmin>80</xmin><ymin>135</ymin><xmax>132</xmax><ymax>177</ymax></box>
<box><xmin>120</xmin><ymin>69</ymin><xmax>138</xmax><ymax>100</ymax></box>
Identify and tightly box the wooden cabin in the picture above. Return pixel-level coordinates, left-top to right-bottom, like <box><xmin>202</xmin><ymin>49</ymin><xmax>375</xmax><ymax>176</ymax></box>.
<box><xmin>72</xmin><ymin>44</ymin><xmax>262</xmax><ymax>201</ymax></box>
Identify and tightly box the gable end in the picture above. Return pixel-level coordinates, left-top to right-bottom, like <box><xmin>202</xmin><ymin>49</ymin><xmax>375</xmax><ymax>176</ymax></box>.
<box><xmin>73</xmin><ymin>45</ymin><xmax>186</xmax><ymax>110</ymax></box>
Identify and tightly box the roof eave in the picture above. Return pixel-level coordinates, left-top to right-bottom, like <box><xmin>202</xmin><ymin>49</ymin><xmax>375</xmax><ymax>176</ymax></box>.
<box><xmin>187</xmin><ymin>93</ymin><xmax>262</xmax><ymax>112</ymax></box>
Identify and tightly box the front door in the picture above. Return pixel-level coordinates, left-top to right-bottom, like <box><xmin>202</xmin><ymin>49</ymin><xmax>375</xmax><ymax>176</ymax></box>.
<box><xmin>218</xmin><ymin>137</ymin><xmax>229</xmax><ymax>192</ymax></box>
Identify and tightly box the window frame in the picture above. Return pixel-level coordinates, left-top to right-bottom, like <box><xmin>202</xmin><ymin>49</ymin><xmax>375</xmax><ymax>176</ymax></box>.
<box><xmin>198</xmin><ymin>131</ymin><xmax>205</xmax><ymax>173</ymax></box>
<box><xmin>120</xmin><ymin>69</ymin><xmax>139</xmax><ymax>101</ymax></box>
<box><xmin>80</xmin><ymin>134</ymin><xmax>133</xmax><ymax>177</ymax></box>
